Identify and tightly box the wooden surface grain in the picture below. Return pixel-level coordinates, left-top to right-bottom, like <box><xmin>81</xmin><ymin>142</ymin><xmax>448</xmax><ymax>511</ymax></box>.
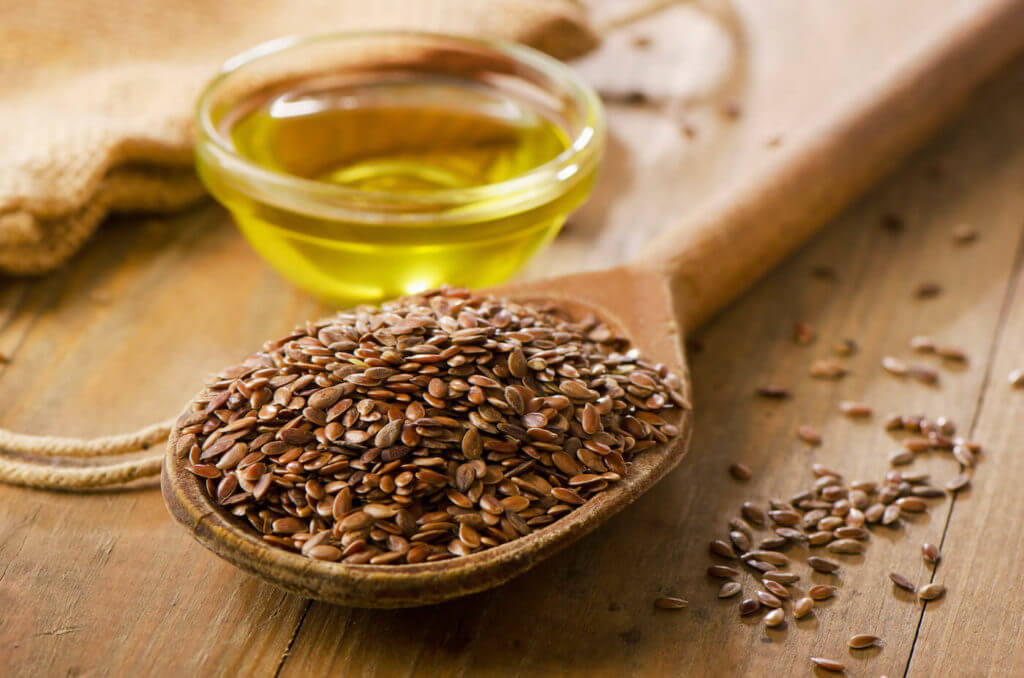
<box><xmin>1</xmin><ymin>1</ymin><xmax>1023</xmax><ymax>676</ymax></box>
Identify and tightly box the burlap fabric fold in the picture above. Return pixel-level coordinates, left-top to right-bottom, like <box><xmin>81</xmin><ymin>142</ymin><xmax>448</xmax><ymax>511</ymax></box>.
<box><xmin>0</xmin><ymin>0</ymin><xmax>597</xmax><ymax>274</ymax></box>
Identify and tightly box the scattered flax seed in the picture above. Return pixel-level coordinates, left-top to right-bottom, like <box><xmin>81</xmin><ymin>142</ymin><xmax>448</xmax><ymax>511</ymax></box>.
<box><xmin>914</xmin><ymin>281</ymin><xmax>943</xmax><ymax>299</ymax></box>
<box><xmin>945</xmin><ymin>474</ymin><xmax>971</xmax><ymax>492</ymax></box>
<box><xmin>810</xmin><ymin>657</ymin><xmax>846</xmax><ymax>672</ymax></box>
<box><xmin>881</xmin><ymin>357</ymin><xmax>908</xmax><ymax>376</ymax></box>
<box><xmin>935</xmin><ymin>344</ymin><xmax>967</xmax><ymax>362</ymax></box>
<box><xmin>764</xmin><ymin>608</ymin><xmax>785</xmax><ymax>626</ymax></box>
<box><xmin>1009</xmin><ymin>369</ymin><xmax>1024</xmax><ymax>387</ymax></box>
<box><xmin>0</xmin><ymin>351</ymin><xmax>8</xmax><ymax>364</ymax></box>
<box><xmin>910</xmin><ymin>336</ymin><xmax>937</xmax><ymax>353</ymax></box>
<box><xmin>739</xmin><ymin>598</ymin><xmax>761</xmax><ymax>615</ymax></box>
<box><xmin>881</xmin><ymin>213</ymin><xmax>905</xmax><ymax>233</ymax></box>
<box><xmin>797</xmin><ymin>425</ymin><xmax>822</xmax><ymax>445</ymax></box>
<box><xmin>951</xmin><ymin>224</ymin><xmax>978</xmax><ymax>244</ymax></box>
<box><xmin>810</xmin><ymin>359</ymin><xmax>848</xmax><ymax>380</ymax></box>
<box><xmin>848</xmin><ymin>634</ymin><xmax>882</xmax><ymax>649</ymax></box>
<box><xmin>718</xmin><ymin>582</ymin><xmax>742</xmax><ymax>598</ymax></box>
<box><xmin>881</xmin><ymin>504</ymin><xmax>902</xmax><ymax>525</ymax></box>
<box><xmin>654</xmin><ymin>596</ymin><xmax>688</xmax><ymax>609</ymax></box>
<box><xmin>710</xmin><ymin>539</ymin><xmax>737</xmax><ymax>559</ymax></box>
<box><xmin>917</xmin><ymin>583</ymin><xmax>946</xmax><ymax>601</ymax></box>
<box><xmin>756</xmin><ymin>385</ymin><xmax>791</xmax><ymax>399</ymax></box>
<box><xmin>720</xmin><ymin>101</ymin><xmax>742</xmax><ymax>119</ymax></box>
<box><xmin>763</xmin><ymin>580</ymin><xmax>790</xmax><ymax>599</ymax></box>
<box><xmin>827</xmin><ymin>539</ymin><xmax>865</xmax><ymax>554</ymax></box>
<box><xmin>793</xmin><ymin>322</ymin><xmax>817</xmax><ymax>345</ymax></box>
<box><xmin>889</xmin><ymin>572</ymin><xmax>916</xmax><ymax>592</ymax></box>
<box><xmin>763</xmin><ymin>570</ymin><xmax>799</xmax><ymax>584</ymax></box>
<box><xmin>741</xmin><ymin>502</ymin><xmax>766</xmax><ymax>526</ymax></box>
<box><xmin>794</xmin><ymin>596</ymin><xmax>814</xmax><ymax>618</ymax></box>
<box><xmin>808</xmin><ymin>584</ymin><xmax>837</xmax><ymax>601</ymax></box>
<box><xmin>729</xmin><ymin>463</ymin><xmax>753</xmax><ymax>481</ymax></box>
<box><xmin>833</xmin><ymin>338</ymin><xmax>857</xmax><ymax>356</ymax></box>
<box><xmin>922</xmin><ymin>542</ymin><xmax>941</xmax><ymax>564</ymax></box>
<box><xmin>888</xmin><ymin>450</ymin><xmax>914</xmax><ymax>466</ymax></box>
<box><xmin>756</xmin><ymin>591</ymin><xmax>782</xmax><ymax>608</ymax></box>
<box><xmin>908</xmin><ymin>364</ymin><xmax>940</xmax><ymax>385</ymax></box>
<box><xmin>807</xmin><ymin>556</ymin><xmax>840</xmax><ymax>573</ymax></box>
<box><xmin>839</xmin><ymin>401</ymin><xmax>872</xmax><ymax>418</ymax></box>
<box><xmin>707</xmin><ymin>565</ymin><xmax>740</xmax><ymax>579</ymax></box>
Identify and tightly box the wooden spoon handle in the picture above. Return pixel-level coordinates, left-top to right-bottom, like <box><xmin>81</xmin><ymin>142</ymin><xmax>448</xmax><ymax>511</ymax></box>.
<box><xmin>633</xmin><ymin>0</ymin><xmax>1024</xmax><ymax>331</ymax></box>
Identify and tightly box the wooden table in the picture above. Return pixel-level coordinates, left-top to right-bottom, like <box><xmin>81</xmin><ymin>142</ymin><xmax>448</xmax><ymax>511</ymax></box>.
<box><xmin>2</xmin><ymin>2</ymin><xmax>1023</xmax><ymax>675</ymax></box>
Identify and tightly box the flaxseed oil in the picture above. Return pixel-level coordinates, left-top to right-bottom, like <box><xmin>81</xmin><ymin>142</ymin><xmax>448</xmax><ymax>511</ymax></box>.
<box><xmin>199</xmin><ymin>76</ymin><xmax>598</xmax><ymax>305</ymax></box>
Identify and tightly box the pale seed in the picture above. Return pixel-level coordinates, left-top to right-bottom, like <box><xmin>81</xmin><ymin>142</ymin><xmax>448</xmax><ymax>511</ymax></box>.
<box><xmin>839</xmin><ymin>401</ymin><xmax>872</xmax><ymax>417</ymax></box>
<box><xmin>756</xmin><ymin>590</ymin><xmax>782</xmax><ymax>608</ymax></box>
<box><xmin>794</xmin><ymin>596</ymin><xmax>814</xmax><ymax>618</ymax></box>
<box><xmin>918</xmin><ymin>583</ymin><xmax>946</xmax><ymax>601</ymax></box>
<box><xmin>827</xmin><ymin>539</ymin><xmax>865</xmax><ymax>554</ymax></box>
<box><xmin>764</xmin><ymin>608</ymin><xmax>785</xmax><ymax>627</ymax></box>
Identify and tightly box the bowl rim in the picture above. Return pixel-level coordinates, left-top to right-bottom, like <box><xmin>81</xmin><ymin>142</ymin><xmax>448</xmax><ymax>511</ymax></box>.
<box><xmin>194</xmin><ymin>30</ymin><xmax>606</xmax><ymax>226</ymax></box>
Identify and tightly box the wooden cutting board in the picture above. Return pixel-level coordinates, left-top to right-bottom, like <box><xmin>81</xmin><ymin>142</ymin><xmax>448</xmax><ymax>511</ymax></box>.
<box><xmin>1</xmin><ymin>0</ymin><xmax>1023</xmax><ymax>675</ymax></box>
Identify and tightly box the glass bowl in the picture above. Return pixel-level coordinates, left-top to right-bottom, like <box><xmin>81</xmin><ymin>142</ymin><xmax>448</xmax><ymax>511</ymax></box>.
<box><xmin>195</xmin><ymin>31</ymin><xmax>605</xmax><ymax>306</ymax></box>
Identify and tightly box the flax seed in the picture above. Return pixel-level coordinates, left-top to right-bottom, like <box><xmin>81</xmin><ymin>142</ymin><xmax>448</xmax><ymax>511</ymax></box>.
<box><xmin>917</xmin><ymin>583</ymin><xmax>945</xmax><ymax>601</ymax></box>
<box><xmin>889</xmin><ymin>572</ymin><xmax>915</xmax><ymax>592</ymax></box>
<box><xmin>654</xmin><ymin>596</ymin><xmax>688</xmax><ymax>609</ymax></box>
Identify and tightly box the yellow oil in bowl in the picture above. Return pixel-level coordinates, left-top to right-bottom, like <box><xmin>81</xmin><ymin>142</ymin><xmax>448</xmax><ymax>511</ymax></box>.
<box><xmin>195</xmin><ymin>33</ymin><xmax>605</xmax><ymax>306</ymax></box>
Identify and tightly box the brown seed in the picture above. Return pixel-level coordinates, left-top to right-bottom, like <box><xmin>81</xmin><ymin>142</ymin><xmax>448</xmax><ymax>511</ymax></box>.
<box><xmin>794</xmin><ymin>596</ymin><xmax>814</xmax><ymax>618</ymax></box>
<box><xmin>775</xmin><ymin>527</ymin><xmax>807</xmax><ymax>543</ymax></box>
<box><xmin>839</xmin><ymin>400</ymin><xmax>872</xmax><ymax>418</ymax></box>
<box><xmin>808</xmin><ymin>531</ymin><xmax>833</xmax><ymax>546</ymax></box>
<box><xmin>756</xmin><ymin>385</ymin><xmax>791</xmax><ymax>399</ymax></box>
<box><xmin>922</xmin><ymin>542</ymin><xmax>941</xmax><ymax>563</ymax></box>
<box><xmin>769</xmin><ymin>510</ymin><xmax>801</xmax><ymax>527</ymax></box>
<box><xmin>864</xmin><ymin>504</ymin><xmax>885</xmax><ymax>523</ymax></box>
<box><xmin>909</xmin><ymin>364</ymin><xmax>940</xmax><ymax>385</ymax></box>
<box><xmin>848</xmin><ymin>634</ymin><xmax>882</xmax><ymax>649</ymax></box>
<box><xmin>935</xmin><ymin>344</ymin><xmax>967</xmax><ymax>362</ymax></box>
<box><xmin>881</xmin><ymin>505</ymin><xmax>902</xmax><ymax>525</ymax></box>
<box><xmin>794</xmin><ymin>322</ymin><xmax>817</xmax><ymax>345</ymax></box>
<box><xmin>910</xmin><ymin>335</ymin><xmax>936</xmax><ymax>353</ymax></box>
<box><xmin>888</xmin><ymin>449</ymin><xmax>915</xmax><ymax>466</ymax></box>
<box><xmin>756</xmin><ymin>591</ymin><xmax>782</xmax><ymax>608</ymax></box>
<box><xmin>730</xmin><ymin>531</ymin><xmax>752</xmax><ymax>553</ymax></box>
<box><xmin>914</xmin><ymin>281</ymin><xmax>942</xmax><ymax>299</ymax></box>
<box><xmin>764</xmin><ymin>608</ymin><xmax>785</xmax><ymax>627</ymax></box>
<box><xmin>763</xmin><ymin>580</ymin><xmax>791</xmax><ymax>599</ymax></box>
<box><xmin>835</xmin><ymin>526</ymin><xmax>869</xmax><ymax>540</ymax></box>
<box><xmin>763</xmin><ymin>570</ymin><xmax>799</xmax><ymax>585</ymax></box>
<box><xmin>758</xmin><ymin>536</ymin><xmax>788</xmax><ymax>550</ymax></box>
<box><xmin>895</xmin><ymin>497</ymin><xmax>927</xmax><ymax>512</ymax></box>
<box><xmin>745</xmin><ymin>550</ymin><xmax>789</xmax><ymax>567</ymax></box>
<box><xmin>833</xmin><ymin>338</ymin><xmax>857</xmax><ymax>356</ymax></box>
<box><xmin>918</xmin><ymin>583</ymin><xmax>945</xmax><ymax>601</ymax></box>
<box><xmin>889</xmin><ymin>572</ymin><xmax>916</xmax><ymax>591</ymax></box>
<box><xmin>808</xmin><ymin>584</ymin><xmax>836</xmax><ymax>601</ymax></box>
<box><xmin>718</xmin><ymin>582</ymin><xmax>742</xmax><ymax>598</ymax></box>
<box><xmin>809</xmin><ymin>359</ymin><xmax>848</xmax><ymax>380</ymax></box>
<box><xmin>707</xmin><ymin>565</ymin><xmax>740</xmax><ymax>579</ymax></box>
<box><xmin>951</xmin><ymin>224</ymin><xmax>978</xmax><ymax>244</ymax></box>
<box><xmin>826</xmin><ymin>539</ymin><xmax>865</xmax><ymax>554</ymax></box>
<box><xmin>1009</xmin><ymin>369</ymin><xmax>1024</xmax><ymax>387</ymax></box>
<box><xmin>729</xmin><ymin>463</ymin><xmax>752</xmax><ymax>481</ymax></box>
<box><xmin>884</xmin><ymin>413</ymin><xmax>904</xmax><ymax>431</ymax></box>
<box><xmin>709</xmin><ymin>539</ymin><xmax>737</xmax><ymax>559</ymax></box>
<box><xmin>654</xmin><ymin>596</ymin><xmax>688</xmax><ymax>610</ymax></box>
<box><xmin>810</xmin><ymin>657</ymin><xmax>845</xmax><ymax>672</ymax></box>
<box><xmin>797</xmin><ymin>425</ymin><xmax>822</xmax><ymax>445</ymax></box>
<box><xmin>739</xmin><ymin>598</ymin><xmax>761</xmax><ymax>616</ymax></box>
<box><xmin>807</xmin><ymin>556</ymin><xmax>840</xmax><ymax>573</ymax></box>
<box><xmin>741</xmin><ymin>502</ymin><xmax>766</xmax><ymax>526</ymax></box>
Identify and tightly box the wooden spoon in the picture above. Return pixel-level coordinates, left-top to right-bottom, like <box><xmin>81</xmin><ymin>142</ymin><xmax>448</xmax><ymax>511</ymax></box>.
<box><xmin>163</xmin><ymin>3</ymin><xmax>1024</xmax><ymax>608</ymax></box>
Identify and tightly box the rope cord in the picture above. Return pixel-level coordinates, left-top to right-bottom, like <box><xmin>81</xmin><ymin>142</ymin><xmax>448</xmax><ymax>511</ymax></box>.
<box><xmin>0</xmin><ymin>420</ymin><xmax>173</xmax><ymax>490</ymax></box>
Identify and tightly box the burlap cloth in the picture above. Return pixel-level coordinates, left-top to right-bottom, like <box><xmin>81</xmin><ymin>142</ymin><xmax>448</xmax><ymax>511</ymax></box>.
<box><xmin>0</xmin><ymin>0</ymin><xmax>597</xmax><ymax>275</ymax></box>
